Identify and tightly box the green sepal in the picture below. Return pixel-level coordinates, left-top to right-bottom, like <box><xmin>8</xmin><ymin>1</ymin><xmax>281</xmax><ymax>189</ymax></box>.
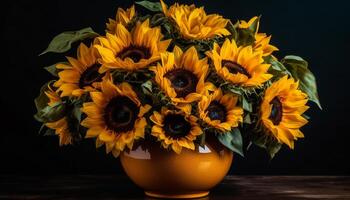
<box><xmin>136</xmin><ymin>0</ymin><xmax>162</xmax><ymax>12</ymax></box>
<box><xmin>246</xmin><ymin>16</ymin><xmax>260</xmax><ymax>34</ymax></box>
<box><xmin>44</xmin><ymin>62</ymin><xmax>69</xmax><ymax>77</ymax></box>
<box><xmin>39</xmin><ymin>27</ymin><xmax>99</xmax><ymax>55</ymax></box>
<box><xmin>243</xmin><ymin>113</ymin><xmax>252</xmax><ymax>124</ymax></box>
<box><xmin>196</xmin><ymin>133</ymin><xmax>206</xmax><ymax>148</ymax></box>
<box><xmin>34</xmin><ymin>81</ymin><xmax>55</xmax><ymax>112</ymax></box>
<box><xmin>281</xmin><ymin>55</ymin><xmax>322</xmax><ymax>109</ymax></box>
<box><xmin>43</xmin><ymin>128</ymin><xmax>56</xmax><ymax>136</ymax></box>
<box><xmin>141</xmin><ymin>80</ymin><xmax>153</xmax><ymax>96</ymax></box>
<box><xmin>34</xmin><ymin>102</ymin><xmax>66</xmax><ymax>123</ymax></box>
<box><xmin>241</xmin><ymin>96</ymin><xmax>253</xmax><ymax>112</ymax></box>
<box><xmin>217</xmin><ymin>128</ymin><xmax>244</xmax><ymax>157</ymax></box>
<box><xmin>227</xmin><ymin>20</ymin><xmax>255</xmax><ymax>47</ymax></box>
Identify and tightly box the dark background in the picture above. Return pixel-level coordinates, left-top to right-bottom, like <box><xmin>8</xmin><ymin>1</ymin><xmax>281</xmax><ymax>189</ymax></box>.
<box><xmin>2</xmin><ymin>0</ymin><xmax>350</xmax><ymax>175</ymax></box>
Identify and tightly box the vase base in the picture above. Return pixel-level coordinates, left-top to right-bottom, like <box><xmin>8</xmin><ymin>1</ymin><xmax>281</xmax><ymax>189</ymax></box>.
<box><xmin>145</xmin><ymin>191</ymin><xmax>209</xmax><ymax>199</ymax></box>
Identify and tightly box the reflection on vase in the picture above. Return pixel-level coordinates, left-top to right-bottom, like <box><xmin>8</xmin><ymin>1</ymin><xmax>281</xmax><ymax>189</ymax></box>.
<box><xmin>120</xmin><ymin>136</ymin><xmax>233</xmax><ymax>199</ymax></box>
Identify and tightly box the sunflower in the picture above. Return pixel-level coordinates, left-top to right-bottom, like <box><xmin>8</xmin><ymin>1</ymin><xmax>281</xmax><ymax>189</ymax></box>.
<box><xmin>160</xmin><ymin>0</ymin><xmax>230</xmax><ymax>40</ymax></box>
<box><xmin>239</xmin><ymin>16</ymin><xmax>278</xmax><ymax>56</ymax></box>
<box><xmin>95</xmin><ymin>19</ymin><xmax>171</xmax><ymax>72</ymax></box>
<box><xmin>260</xmin><ymin>75</ymin><xmax>309</xmax><ymax>149</ymax></box>
<box><xmin>81</xmin><ymin>74</ymin><xmax>151</xmax><ymax>157</ymax></box>
<box><xmin>150</xmin><ymin>46</ymin><xmax>209</xmax><ymax>112</ymax></box>
<box><xmin>54</xmin><ymin>43</ymin><xmax>103</xmax><ymax>97</ymax></box>
<box><xmin>198</xmin><ymin>88</ymin><xmax>243</xmax><ymax>132</ymax></box>
<box><xmin>45</xmin><ymin>85</ymin><xmax>73</xmax><ymax>146</ymax></box>
<box><xmin>106</xmin><ymin>5</ymin><xmax>136</xmax><ymax>34</ymax></box>
<box><xmin>150</xmin><ymin>107</ymin><xmax>203</xmax><ymax>154</ymax></box>
<box><xmin>206</xmin><ymin>38</ymin><xmax>273</xmax><ymax>87</ymax></box>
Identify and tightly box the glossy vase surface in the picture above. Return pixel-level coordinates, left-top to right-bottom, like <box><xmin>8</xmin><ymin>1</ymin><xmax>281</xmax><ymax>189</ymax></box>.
<box><xmin>120</xmin><ymin>138</ymin><xmax>233</xmax><ymax>199</ymax></box>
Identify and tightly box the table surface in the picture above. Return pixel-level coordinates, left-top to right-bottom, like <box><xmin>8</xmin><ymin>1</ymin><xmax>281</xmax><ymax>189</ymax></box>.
<box><xmin>1</xmin><ymin>175</ymin><xmax>350</xmax><ymax>200</ymax></box>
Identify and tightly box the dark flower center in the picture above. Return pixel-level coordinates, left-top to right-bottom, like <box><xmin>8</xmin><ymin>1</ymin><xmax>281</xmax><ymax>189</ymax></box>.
<box><xmin>117</xmin><ymin>46</ymin><xmax>151</xmax><ymax>63</ymax></box>
<box><xmin>164</xmin><ymin>69</ymin><xmax>198</xmax><ymax>98</ymax></box>
<box><xmin>206</xmin><ymin>101</ymin><xmax>227</xmax><ymax>122</ymax></box>
<box><xmin>79</xmin><ymin>64</ymin><xmax>105</xmax><ymax>88</ymax></box>
<box><xmin>163</xmin><ymin>114</ymin><xmax>191</xmax><ymax>139</ymax></box>
<box><xmin>104</xmin><ymin>96</ymin><xmax>139</xmax><ymax>133</ymax></box>
<box><xmin>222</xmin><ymin>60</ymin><xmax>251</xmax><ymax>78</ymax></box>
<box><xmin>269</xmin><ymin>96</ymin><xmax>283</xmax><ymax>125</ymax></box>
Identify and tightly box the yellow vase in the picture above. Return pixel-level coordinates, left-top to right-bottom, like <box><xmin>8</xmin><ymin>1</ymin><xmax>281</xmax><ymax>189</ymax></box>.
<box><xmin>120</xmin><ymin>137</ymin><xmax>233</xmax><ymax>199</ymax></box>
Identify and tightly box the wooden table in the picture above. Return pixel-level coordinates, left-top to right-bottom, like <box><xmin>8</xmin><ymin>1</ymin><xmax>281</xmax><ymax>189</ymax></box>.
<box><xmin>1</xmin><ymin>175</ymin><xmax>349</xmax><ymax>199</ymax></box>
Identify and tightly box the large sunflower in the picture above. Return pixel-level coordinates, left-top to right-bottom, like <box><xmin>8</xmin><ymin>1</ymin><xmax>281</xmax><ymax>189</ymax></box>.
<box><xmin>239</xmin><ymin>16</ymin><xmax>278</xmax><ymax>56</ymax></box>
<box><xmin>150</xmin><ymin>107</ymin><xmax>203</xmax><ymax>154</ymax></box>
<box><xmin>160</xmin><ymin>0</ymin><xmax>230</xmax><ymax>40</ymax></box>
<box><xmin>54</xmin><ymin>43</ymin><xmax>103</xmax><ymax>97</ymax></box>
<box><xmin>95</xmin><ymin>19</ymin><xmax>171</xmax><ymax>72</ymax></box>
<box><xmin>106</xmin><ymin>5</ymin><xmax>136</xmax><ymax>34</ymax></box>
<box><xmin>198</xmin><ymin>88</ymin><xmax>243</xmax><ymax>132</ymax></box>
<box><xmin>150</xmin><ymin>46</ymin><xmax>209</xmax><ymax>112</ymax></box>
<box><xmin>45</xmin><ymin>85</ymin><xmax>73</xmax><ymax>146</ymax></box>
<box><xmin>206</xmin><ymin>38</ymin><xmax>273</xmax><ymax>87</ymax></box>
<box><xmin>81</xmin><ymin>74</ymin><xmax>151</xmax><ymax>157</ymax></box>
<box><xmin>260</xmin><ymin>75</ymin><xmax>309</xmax><ymax>149</ymax></box>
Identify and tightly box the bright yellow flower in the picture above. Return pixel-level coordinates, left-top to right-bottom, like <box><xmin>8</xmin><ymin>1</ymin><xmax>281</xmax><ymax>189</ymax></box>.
<box><xmin>198</xmin><ymin>88</ymin><xmax>243</xmax><ymax>132</ymax></box>
<box><xmin>160</xmin><ymin>0</ymin><xmax>230</xmax><ymax>40</ymax></box>
<box><xmin>206</xmin><ymin>38</ymin><xmax>273</xmax><ymax>87</ymax></box>
<box><xmin>106</xmin><ymin>5</ymin><xmax>136</xmax><ymax>34</ymax></box>
<box><xmin>45</xmin><ymin>85</ymin><xmax>73</xmax><ymax>146</ymax></box>
<box><xmin>54</xmin><ymin>43</ymin><xmax>103</xmax><ymax>97</ymax></box>
<box><xmin>260</xmin><ymin>75</ymin><xmax>309</xmax><ymax>149</ymax></box>
<box><xmin>81</xmin><ymin>74</ymin><xmax>151</xmax><ymax>157</ymax></box>
<box><xmin>95</xmin><ymin>19</ymin><xmax>171</xmax><ymax>72</ymax></box>
<box><xmin>150</xmin><ymin>46</ymin><xmax>209</xmax><ymax>112</ymax></box>
<box><xmin>150</xmin><ymin>107</ymin><xmax>203</xmax><ymax>154</ymax></box>
<box><xmin>239</xmin><ymin>16</ymin><xmax>278</xmax><ymax>56</ymax></box>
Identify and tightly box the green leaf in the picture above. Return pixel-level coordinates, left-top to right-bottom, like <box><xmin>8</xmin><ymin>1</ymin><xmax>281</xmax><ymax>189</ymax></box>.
<box><xmin>265</xmin><ymin>56</ymin><xmax>288</xmax><ymax>72</ymax></box>
<box><xmin>217</xmin><ymin>128</ymin><xmax>244</xmax><ymax>157</ymax></box>
<box><xmin>136</xmin><ymin>1</ymin><xmax>162</xmax><ymax>12</ymax></box>
<box><xmin>253</xmin><ymin>134</ymin><xmax>282</xmax><ymax>159</ymax></box>
<box><xmin>281</xmin><ymin>55</ymin><xmax>322</xmax><ymax>109</ymax></box>
<box><xmin>39</xmin><ymin>27</ymin><xmax>99</xmax><ymax>55</ymax></box>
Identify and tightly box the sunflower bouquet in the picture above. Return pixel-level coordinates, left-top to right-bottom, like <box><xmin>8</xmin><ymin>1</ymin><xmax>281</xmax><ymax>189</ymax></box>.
<box><xmin>34</xmin><ymin>0</ymin><xmax>321</xmax><ymax>159</ymax></box>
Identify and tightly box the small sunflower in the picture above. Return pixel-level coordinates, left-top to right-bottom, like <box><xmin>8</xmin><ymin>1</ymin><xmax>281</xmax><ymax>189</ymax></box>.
<box><xmin>95</xmin><ymin>19</ymin><xmax>171</xmax><ymax>72</ymax></box>
<box><xmin>239</xmin><ymin>16</ymin><xmax>278</xmax><ymax>56</ymax></box>
<box><xmin>106</xmin><ymin>5</ymin><xmax>136</xmax><ymax>34</ymax></box>
<box><xmin>160</xmin><ymin>0</ymin><xmax>230</xmax><ymax>40</ymax></box>
<box><xmin>150</xmin><ymin>46</ymin><xmax>209</xmax><ymax>111</ymax></box>
<box><xmin>150</xmin><ymin>107</ymin><xmax>203</xmax><ymax>154</ymax></box>
<box><xmin>54</xmin><ymin>43</ymin><xmax>103</xmax><ymax>97</ymax></box>
<box><xmin>206</xmin><ymin>38</ymin><xmax>273</xmax><ymax>87</ymax></box>
<box><xmin>260</xmin><ymin>75</ymin><xmax>309</xmax><ymax>149</ymax></box>
<box><xmin>81</xmin><ymin>74</ymin><xmax>151</xmax><ymax>157</ymax></box>
<box><xmin>198</xmin><ymin>88</ymin><xmax>243</xmax><ymax>132</ymax></box>
<box><xmin>45</xmin><ymin>85</ymin><xmax>73</xmax><ymax>146</ymax></box>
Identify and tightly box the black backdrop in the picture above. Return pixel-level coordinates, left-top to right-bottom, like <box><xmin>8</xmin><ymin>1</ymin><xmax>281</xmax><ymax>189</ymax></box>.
<box><xmin>2</xmin><ymin>0</ymin><xmax>350</xmax><ymax>175</ymax></box>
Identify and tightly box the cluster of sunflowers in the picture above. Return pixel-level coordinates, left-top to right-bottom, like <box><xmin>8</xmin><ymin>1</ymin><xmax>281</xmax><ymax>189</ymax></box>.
<box><xmin>35</xmin><ymin>0</ymin><xmax>321</xmax><ymax>158</ymax></box>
